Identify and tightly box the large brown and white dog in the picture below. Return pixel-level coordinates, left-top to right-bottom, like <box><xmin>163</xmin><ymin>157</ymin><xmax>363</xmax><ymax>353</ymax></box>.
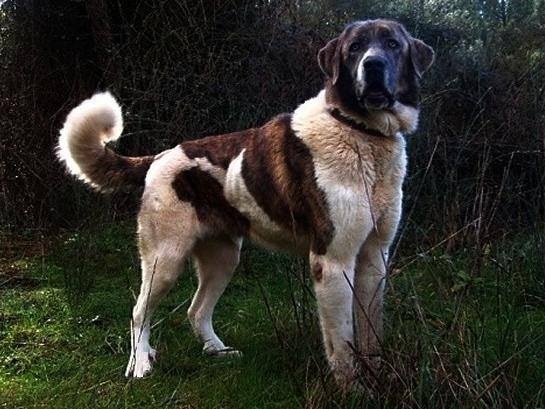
<box><xmin>58</xmin><ymin>19</ymin><xmax>434</xmax><ymax>388</ymax></box>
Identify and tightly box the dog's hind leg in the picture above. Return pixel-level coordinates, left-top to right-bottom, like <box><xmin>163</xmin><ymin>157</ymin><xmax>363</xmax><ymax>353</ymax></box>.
<box><xmin>188</xmin><ymin>236</ymin><xmax>242</xmax><ymax>357</ymax></box>
<box><xmin>125</xmin><ymin>220</ymin><xmax>196</xmax><ymax>378</ymax></box>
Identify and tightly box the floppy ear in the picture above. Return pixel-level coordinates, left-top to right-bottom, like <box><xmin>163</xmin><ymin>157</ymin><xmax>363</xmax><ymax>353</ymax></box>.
<box><xmin>318</xmin><ymin>37</ymin><xmax>341</xmax><ymax>84</ymax></box>
<box><xmin>410</xmin><ymin>38</ymin><xmax>435</xmax><ymax>79</ymax></box>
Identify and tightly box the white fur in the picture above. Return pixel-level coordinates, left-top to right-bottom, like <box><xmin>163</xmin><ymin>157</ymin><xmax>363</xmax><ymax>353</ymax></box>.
<box><xmin>57</xmin><ymin>92</ymin><xmax>123</xmax><ymax>188</ymax></box>
<box><xmin>356</xmin><ymin>56</ymin><xmax>366</xmax><ymax>84</ymax></box>
<box><xmin>291</xmin><ymin>90</ymin><xmax>410</xmax><ymax>383</ymax></box>
<box><xmin>188</xmin><ymin>237</ymin><xmax>243</xmax><ymax>357</ymax></box>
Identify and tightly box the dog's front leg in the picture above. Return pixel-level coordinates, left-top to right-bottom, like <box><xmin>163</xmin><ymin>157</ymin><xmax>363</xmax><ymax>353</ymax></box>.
<box><xmin>354</xmin><ymin>233</ymin><xmax>389</xmax><ymax>372</ymax></box>
<box><xmin>309</xmin><ymin>252</ymin><xmax>357</xmax><ymax>389</ymax></box>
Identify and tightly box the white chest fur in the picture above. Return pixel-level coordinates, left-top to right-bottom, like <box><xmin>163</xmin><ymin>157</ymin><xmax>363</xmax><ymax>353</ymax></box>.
<box><xmin>292</xmin><ymin>91</ymin><xmax>408</xmax><ymax>260</ymax></box>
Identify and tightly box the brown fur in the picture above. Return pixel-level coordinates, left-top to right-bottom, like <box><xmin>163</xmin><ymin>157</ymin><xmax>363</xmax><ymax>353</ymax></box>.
<box><xmin>182</xmin><ymin>131</ymin><xmax>249</xmax><ymax>170</ymax></box>
<box><xmin>87</xmin><ymin>150</ymin><xmax>155</xmax><ymax>189</ymax></box>
<box><xmin>311</xmin><ymin>262</ymin><xmax>323</xmax><ymax>282</ymax></box>
<box><xmin>173</xmin><ymin>113</ymin><xmax>335</xmax><ymax>255</ymax></box>
<box><xmin>240</xmin><ymin>114</ymin><xmax>335</xmax><ymax>254</ymax></box>
<box><xmin>172</xmin><ymin>167</ymin><xmax>250</xmax><ymax>236</ymax></box>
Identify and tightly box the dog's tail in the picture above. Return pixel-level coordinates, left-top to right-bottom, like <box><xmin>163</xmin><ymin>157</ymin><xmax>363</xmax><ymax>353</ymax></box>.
<box><xmin>57</xmin><ymin>92</ymin><xmax>155</xmax><ymax>191</ymax></box>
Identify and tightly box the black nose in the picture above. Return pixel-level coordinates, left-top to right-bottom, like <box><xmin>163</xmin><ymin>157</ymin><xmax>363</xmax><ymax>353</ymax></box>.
<box><xmin>363</xmin><ymin>57</ymin><xmax>386</xmax><ymax>72</ymax></box>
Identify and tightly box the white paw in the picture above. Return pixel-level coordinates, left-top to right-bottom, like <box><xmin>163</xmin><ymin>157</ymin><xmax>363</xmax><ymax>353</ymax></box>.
<box><xmin>125</xmin><ymin>347</ymin><xmax>157</xmax><ymax>378</ymax></box>
<box><xmin>203</xmin><ymin>342</ymin><xmax>242</xmax><ymax>358</ymax></box>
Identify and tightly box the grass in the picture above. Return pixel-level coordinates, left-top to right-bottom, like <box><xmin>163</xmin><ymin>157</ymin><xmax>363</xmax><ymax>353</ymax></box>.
<box><xmin>1</xmin><ymin>223</ymin><xmax>544</xmax><ymax>408</ymax></box>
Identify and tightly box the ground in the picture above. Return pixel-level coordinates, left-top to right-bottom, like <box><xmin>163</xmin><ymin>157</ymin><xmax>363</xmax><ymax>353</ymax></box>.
<box><xmin>1</xmin><ymin>223</ymin><xmax>544</xmax><ymax>408</ymax></box>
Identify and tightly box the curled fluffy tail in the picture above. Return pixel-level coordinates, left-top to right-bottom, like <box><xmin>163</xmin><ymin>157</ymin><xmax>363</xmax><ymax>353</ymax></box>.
<box><xmin>57</xmin><ymin>92</ymin><xmax>154</xmax><ymax>191</ymax></box>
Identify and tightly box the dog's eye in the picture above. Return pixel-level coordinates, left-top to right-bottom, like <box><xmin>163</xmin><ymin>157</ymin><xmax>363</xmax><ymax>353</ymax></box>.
<box><xmin>349</xmin><ymin>42</ymin><xmax>361</xmax><ymax>53</ymax></box>
<box><xmin>387</xmin><ymin>39</ymin><xmax>400</xmax><ymax>50</ymax></box>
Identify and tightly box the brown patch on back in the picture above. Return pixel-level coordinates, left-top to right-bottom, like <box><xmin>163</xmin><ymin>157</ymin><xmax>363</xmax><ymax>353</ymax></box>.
<box><xmin>171</xmin><ymin>114</ymin><xmax>335</xmax><ymax>252</ymax></box>
<box><xmin>87</xmin><ymin>149</ymin><xmax>155</xmax><ymax>190</ymax></box>
<box><xmin>182</xmin><ymin>131</ymin><xmax>250</xmax><ymax>169</ymax></box>
<box><xmin>241</xmin><ymin>114</ymin><xmax>335</xmax><ymax>254</ymax></box>
<box><xmin>172</xmin><ymin>167</ymin><xmax>250</xmax><ymax>236</ymax></box>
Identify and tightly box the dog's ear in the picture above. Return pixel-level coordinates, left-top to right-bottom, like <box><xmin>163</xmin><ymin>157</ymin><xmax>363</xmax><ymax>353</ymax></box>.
<box><xmin>410</xmin><ymin>38</ymin><xmax>434</xmax><ymax>79</ymax></box>
<box><xmin>318</xmin><ymin>37</ymin><xmax>341</xmax><ymax>84</ymax></box>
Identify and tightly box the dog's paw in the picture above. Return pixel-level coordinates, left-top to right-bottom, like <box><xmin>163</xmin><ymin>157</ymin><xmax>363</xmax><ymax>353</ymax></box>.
<box><xmin>203</xmin><ymin>345</ymin><xmax>243</xmax><ymax>358</ymax></box>
<box><xmin>125</xmin><ymin>347</ymin><xmax>157</xmax><ymax>378</ymax></box>
<box><xmin>329</xmin><ymin>358</ymin><xmax>360</xmax><ymax>393</ymax></box>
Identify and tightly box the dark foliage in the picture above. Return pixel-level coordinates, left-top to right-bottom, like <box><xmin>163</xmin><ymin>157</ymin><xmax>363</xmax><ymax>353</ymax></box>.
<box><xmin>1</xmin><ymin>0</ymin><xmax>544</xmax><ymax>253</ymax></box>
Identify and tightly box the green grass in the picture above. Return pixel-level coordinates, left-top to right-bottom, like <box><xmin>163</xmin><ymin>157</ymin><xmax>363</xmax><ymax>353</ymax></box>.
<box><xmin>1</xmin><ymin>223</ymin><xmax>544</xmax><ymax>408</ymax></box>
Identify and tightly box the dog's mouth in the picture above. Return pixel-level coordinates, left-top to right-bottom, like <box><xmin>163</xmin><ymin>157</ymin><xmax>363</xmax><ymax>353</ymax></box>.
<box><xmin>359</xmin><ymin>89</ymin><xmax>393</xmax><ymax>110</ymax></box>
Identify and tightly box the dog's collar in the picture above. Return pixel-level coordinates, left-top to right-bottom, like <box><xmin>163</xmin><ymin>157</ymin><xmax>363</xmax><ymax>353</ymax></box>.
<box><xmin>327</xmin><ymin>107</ymin><xmax>387</xmax><ymax>138</ymax></box>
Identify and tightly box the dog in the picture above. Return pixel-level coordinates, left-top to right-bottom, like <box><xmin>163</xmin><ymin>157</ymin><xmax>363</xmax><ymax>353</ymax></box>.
<box><xmin>57</xmin><ymin>19</ymin><xmax>434</xmax><ymax>389</ymax></box>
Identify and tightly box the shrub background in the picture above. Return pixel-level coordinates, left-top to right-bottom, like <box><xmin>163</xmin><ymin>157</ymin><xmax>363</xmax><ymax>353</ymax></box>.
<box><xmin>1</xmin><ymin>0</ymin><xmax>544</xmax><ymax>252</ymax></box>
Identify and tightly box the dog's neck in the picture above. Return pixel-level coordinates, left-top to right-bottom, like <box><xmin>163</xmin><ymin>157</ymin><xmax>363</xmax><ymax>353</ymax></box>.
<box><xmin>324</xmin><ymin>86</ymin><xmax>420</xmax><ymax>137</ymax></box>
<box><xmin>327</xmin><ymin>107</ymin><xmax>388</xmax><ymax>138</ymax></box>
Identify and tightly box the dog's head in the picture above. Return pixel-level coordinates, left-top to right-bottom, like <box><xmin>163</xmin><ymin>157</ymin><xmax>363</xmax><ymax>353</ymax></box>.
<box><xmin>318</xmin><ymin>19</ymin><xmax>434</xmax><ymax>117</ymax></box>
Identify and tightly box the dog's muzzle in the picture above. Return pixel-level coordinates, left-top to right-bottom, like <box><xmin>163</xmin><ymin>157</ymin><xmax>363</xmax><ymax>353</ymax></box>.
<box><xmin>357</xmin><ymin>56</ymin><xmax>394</xmax><ymax>110</ymax></box>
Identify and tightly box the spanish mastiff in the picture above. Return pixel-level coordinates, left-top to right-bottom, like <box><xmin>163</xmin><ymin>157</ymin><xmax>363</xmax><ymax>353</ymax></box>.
<box><xmin>57</xmin><ymin>19</ymin><xmax>434</xmax><ymax>389</ymax></box>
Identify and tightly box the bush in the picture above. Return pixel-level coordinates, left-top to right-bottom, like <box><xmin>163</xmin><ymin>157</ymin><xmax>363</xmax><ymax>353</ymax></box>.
<box><xmin>1</xmin><ymin>0</ymin><xmax>543</xmax><ymax>255</ymax></box>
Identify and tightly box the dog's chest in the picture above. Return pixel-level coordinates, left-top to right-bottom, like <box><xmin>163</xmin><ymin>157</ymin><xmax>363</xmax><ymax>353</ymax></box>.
<box><xmin>308</xmin><ymin>143</ymin><xmax>402</xmax><ymax>259</ymax></box>
<box><xmin>311</xmin><ymin>135</ymin><xmax>406</xmax><ymax>219</ymax></box>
